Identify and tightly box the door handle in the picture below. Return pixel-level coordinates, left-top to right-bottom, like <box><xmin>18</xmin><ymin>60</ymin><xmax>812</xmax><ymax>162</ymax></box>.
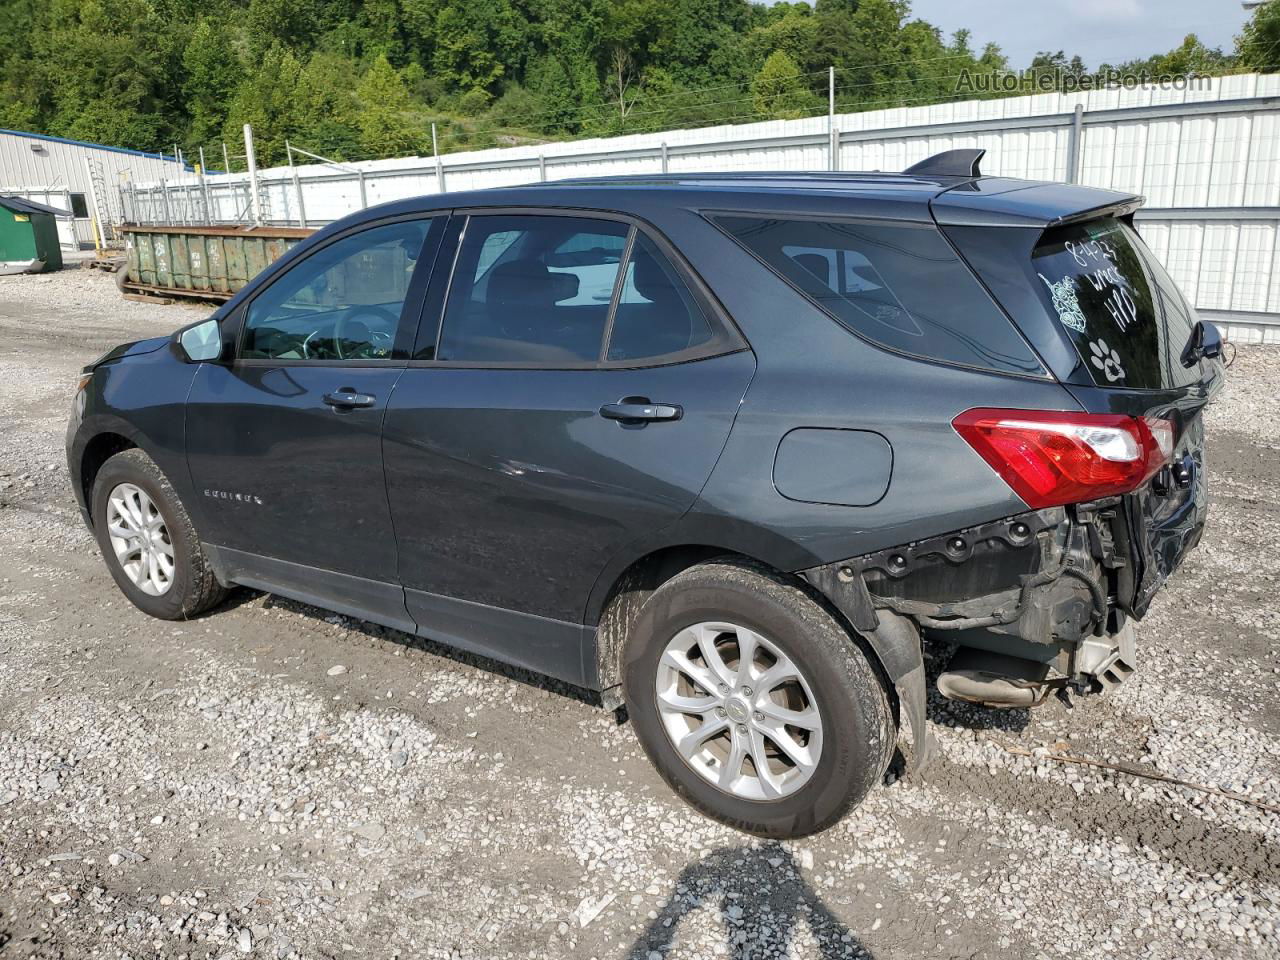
<box><xmin>599</xmin><ymin>398</ymin><xmax>683</xmax><ymax>423</ymax></box>
<box><xmin>323</xmin><ymin>388</ymin><xmax>376</xmax><ymax>409</ymax></box>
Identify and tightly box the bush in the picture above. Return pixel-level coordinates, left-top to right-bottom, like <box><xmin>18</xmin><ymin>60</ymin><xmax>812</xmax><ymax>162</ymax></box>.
<box><xmin>456</xmin><ymin>88</ymin><xmax>493</xmax><ymax>118</ymax></box>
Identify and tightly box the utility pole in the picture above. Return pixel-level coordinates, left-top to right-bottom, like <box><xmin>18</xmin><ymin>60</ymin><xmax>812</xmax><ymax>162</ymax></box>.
<box><xmin>198</xmin><ymin>146</ymin><xmax>211</xmax><ymax>223</ymax></box>
<box><xmin>286</xmin><ymin>140</ymin><xmax>306</xmax><ymax>228</ymax></box>
<box><xmin>829</xmin><ymin>66</ymin><xmax>838</xmax><ymax>172</ymax></box>
<box><xmin>432</xmin><ymin>122</ymin><xmax>445</xmax><ymax>194</ymax></box>
<box><xmin>243</xmin><ymin>123</ymin><xmax>261</xmax><ymax>226</ymax></box>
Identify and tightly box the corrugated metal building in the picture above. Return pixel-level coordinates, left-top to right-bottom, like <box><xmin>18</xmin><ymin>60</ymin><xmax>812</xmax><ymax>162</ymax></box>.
<box><xmin>0</xmin><ymin>128</ymin><xmax>187</xmax><ymax>247</ymax></box>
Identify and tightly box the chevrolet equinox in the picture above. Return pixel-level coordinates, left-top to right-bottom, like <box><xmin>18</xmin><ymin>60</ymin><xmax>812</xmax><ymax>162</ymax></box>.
<box><xmin>68</xmin><ymin>150</ymin><xmax>1223</xmax><ymax>838</ymax></box>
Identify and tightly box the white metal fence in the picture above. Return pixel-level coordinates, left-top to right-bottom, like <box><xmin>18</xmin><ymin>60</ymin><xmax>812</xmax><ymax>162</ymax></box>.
<box><xmin>124</xmin><ymin>73</ymin><xmax>1280</xmax><ymax>343</ymax></box>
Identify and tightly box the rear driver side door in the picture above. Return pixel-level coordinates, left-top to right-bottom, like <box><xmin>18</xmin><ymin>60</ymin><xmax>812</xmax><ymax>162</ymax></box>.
<box><xmin>383</xmin><ymin>211</ymin><xmax>756</xmax><ymax>685</ymax></box>
<box><xmin>185</xmin><ymin>215</ymin><xmax>442</xmax><ymax>630</ymax></box>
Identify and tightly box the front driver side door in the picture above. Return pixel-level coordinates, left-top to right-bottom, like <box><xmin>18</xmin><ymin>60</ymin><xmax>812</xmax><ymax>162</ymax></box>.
<box><xmin>185</xmin><ymin>216</ymin><xmax>441</xmax><ymax>630</ymax></box>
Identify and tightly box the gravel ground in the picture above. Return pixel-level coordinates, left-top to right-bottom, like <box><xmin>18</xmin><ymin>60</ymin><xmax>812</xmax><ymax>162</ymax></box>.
<box><xmin>0</xmin><ymin>268</ymin><xmax>1277</xmax><ymax>960</ymax></box>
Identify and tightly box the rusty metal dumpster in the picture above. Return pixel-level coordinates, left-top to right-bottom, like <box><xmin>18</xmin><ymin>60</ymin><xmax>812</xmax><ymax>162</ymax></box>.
<box><xmin>122</xmin><ymin>225</ymin><xmax>315</xmax><ymax>300</ymax></box>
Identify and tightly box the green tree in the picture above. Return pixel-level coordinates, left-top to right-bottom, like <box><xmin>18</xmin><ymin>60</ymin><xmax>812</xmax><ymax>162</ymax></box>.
<box><xmin>244</xmin><ymin>0</ymin><xmax>328</xmax><ymax>58</ymax></box>
<box><xmin>356</xmin><ymin>54</ymin><xmax>424</xmax><ymax>157</ymax></box>
<box><xmin>648</xmin><ymin>0</ymin><xmax>750</xmax><ymax>87</ymax></box>
<box><xmin>1028</xmin><ymin>50</ymin><xmax>1088</xmax><ymax>87</ymax></box>
<box><xmin>0</xmin><ymin>76</ymin><xmax>40</xmax><ymax>132</ymax></box>
<box><xmin>1147</xmin><ymin>34</ymin><xmax>1232</xmax><ymax>75</ymax></box>
<box><xmin>355</xmin><ymin>0</ymin><xmax>410</xmax><ymax>64</ymax></box>
<box><xmin>34</xmin><ymin>0</ymin><xmax>177</xmax><ymax>149</ymax></box>
<box><xmin>817</xmin><ymin>0</ymin><xmax>912</xmax><ymax>109</ymax></box>
<box><xmin>751</xmin><ymin>50</ymin><xmax>816</xmax><ymax>119</ymax></box>
<box><xmin>0</xmin><ymin>0</ymin><xmax>1263</xmax><ymax>164</ymax></box>
<box><xmin>223</xmin><ymin>42</ymin><xmax>303</xmax><ymax>166</ymax></box>
<box><xmin>183</xmin><ymin>17</ymin><xmax>242</xmax><ymax>147</ymax></box>
<box><xmin>292</xmin><ymin>52</ymin><xmax>363</xmax><ymax>159</ymax></box>
<box><xmin>1237</xmin><ymin>0</ymin><xmax>1280</xmax><ymax>73</ymax></box>
<box><xmin>429</xmin><ymin>0</ymin><xmax>529</xmax><ymax>93</ymax></box>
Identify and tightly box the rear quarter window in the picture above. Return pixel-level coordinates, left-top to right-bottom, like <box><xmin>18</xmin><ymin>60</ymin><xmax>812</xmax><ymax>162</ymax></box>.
<box><xmin>1031</xmin><ymin>218</ymin><xmax>1201</xmax><ymax>390</ymax></box>
<box><xmin>710</xmin><ymin>214</ymin><xmax>1045</xmax><ymax>376</ymax></box>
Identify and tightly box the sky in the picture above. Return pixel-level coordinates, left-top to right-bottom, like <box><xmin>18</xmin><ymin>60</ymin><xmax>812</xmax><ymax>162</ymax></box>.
<box><xmin>787</xmin><ymin>0</ymin><xmax>1259</xmax><ymax>70</ymax></box>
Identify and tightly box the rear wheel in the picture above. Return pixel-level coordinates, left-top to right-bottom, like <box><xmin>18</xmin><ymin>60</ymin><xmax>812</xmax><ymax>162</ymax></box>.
<box><xmin>623</xmin><ymin>559</ymin><xmax>894</xmax><ymax>838</ymax></box>
<box><xmin>91</xmin><ymin>449</ymin><xmax>226</xmax><ymax>619</ymax></box>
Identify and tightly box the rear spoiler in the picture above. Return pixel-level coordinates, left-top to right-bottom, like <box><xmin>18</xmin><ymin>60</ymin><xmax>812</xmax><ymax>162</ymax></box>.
<box><xmin>930</xmin><ymin>178</ymin><xmax>1144</xmax><ymax>229</ymax></box>
<box><xmin>1047</xmin><ymin>197</ymin><xmax>1145</xmax><ymax>227</ymax></box>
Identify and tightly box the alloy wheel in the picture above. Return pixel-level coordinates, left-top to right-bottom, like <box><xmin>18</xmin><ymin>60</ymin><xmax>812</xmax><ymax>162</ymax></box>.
<box><xmin>655</xmin><ymin>621</ymin><xmax>824</xmax><ymax>801</ymax></box>
<box><xmin>105</xmin><ymin>482</ymin><xmax>175</xmax><ymax>597</ymax></box>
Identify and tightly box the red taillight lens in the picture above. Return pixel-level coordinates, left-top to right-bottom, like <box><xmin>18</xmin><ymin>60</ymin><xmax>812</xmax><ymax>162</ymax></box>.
<box><xmin>952</xmin><ymin>408</ymin><xmax>1175</xmax><ymax>509</ymax></box>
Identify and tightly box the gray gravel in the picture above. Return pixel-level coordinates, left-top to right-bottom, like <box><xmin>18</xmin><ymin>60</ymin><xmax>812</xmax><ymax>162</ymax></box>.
<box><xmin>0</xmin><ymin>268</ymin><xmax>1277</xmax><ymax>959</ymax></box>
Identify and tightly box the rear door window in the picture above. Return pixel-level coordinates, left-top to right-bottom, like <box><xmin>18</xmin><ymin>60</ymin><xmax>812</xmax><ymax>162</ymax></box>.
<box><xmin>606</xmin><ymin>234</ymin><xmax>716</xmax><ymax>362</ymax></box>
<box><xmin>433</xmin><ymin>214</ymin><xmax>736</xmax><ymax>366</ymax></box>
<box><xmin>712</xmin><ymin>214</ymin><xmax>1044</xmax><ymax>376</ymax></box>
<box><xmin>1031</xmin><ymin>217</ymin><xmax>1201</xmax><ymax>389</ymax></box>
<box><xmin>436</xmin><ymin>214</ymin><xmax>628</xmax><ymax>364</ymax></box>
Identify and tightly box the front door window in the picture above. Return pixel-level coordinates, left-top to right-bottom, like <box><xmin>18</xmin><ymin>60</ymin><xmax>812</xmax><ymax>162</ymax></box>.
<box><xmin>241</xmin><ymin>220</ymin><xmax>431</xmax><ymax>361</ymax></box>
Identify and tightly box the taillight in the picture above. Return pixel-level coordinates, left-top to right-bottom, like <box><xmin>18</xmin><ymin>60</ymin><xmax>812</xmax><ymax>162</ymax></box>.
<box><xmin>952</xmin><ymin>408</ymin><xmax>1175</xmax><ymax>509</ymax></box>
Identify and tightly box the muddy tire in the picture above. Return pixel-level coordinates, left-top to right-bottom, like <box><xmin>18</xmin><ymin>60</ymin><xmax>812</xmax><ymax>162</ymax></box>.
<box><xmin>623</xmin><ymin>559</ymin><xmax>894</xmax><ymax>838</ymax></box>
<box><xmin>91</xmin><ymin>449</ymin><xmax>226</xmax><ymax>620</ymax></box>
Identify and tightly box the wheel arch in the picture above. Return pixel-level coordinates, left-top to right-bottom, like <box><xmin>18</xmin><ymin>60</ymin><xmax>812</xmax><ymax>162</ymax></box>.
<box><xmin>586</xmin><ymin>543</ymin><xmax>902</xmax><ymax>724</ymax></box>
<box><xmin>75</xmin><ymin>430</ymin><xmax>139</xmax><ymax>527</ymax></box>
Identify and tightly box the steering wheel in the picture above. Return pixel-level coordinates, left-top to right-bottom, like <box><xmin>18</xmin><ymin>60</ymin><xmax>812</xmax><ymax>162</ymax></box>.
<box><xmin>333</xmin><ymin>306</ymin><xmax>398</xmax><ymax>360</ymax></box>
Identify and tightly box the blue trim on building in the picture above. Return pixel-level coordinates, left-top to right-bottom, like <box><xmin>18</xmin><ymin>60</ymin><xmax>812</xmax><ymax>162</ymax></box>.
<box><xmin>1</xmin><ymin>128</ymin><xmax>193</xmax><ymax>170</ymax></box>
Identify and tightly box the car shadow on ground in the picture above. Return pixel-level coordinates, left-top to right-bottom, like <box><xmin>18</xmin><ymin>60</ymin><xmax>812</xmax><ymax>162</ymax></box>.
<box><xmin>208</xmin><ymin>588</ymin><xmax>1039</xmax><ymax>735</ymax></box>
<box><xmin>219</xmin><ymin>587</ymin><xmax>606</xmax><ymax>708</ymax></box>
<box><xmin>627</xmin><ymin>844</ymin><xmax>874</xmax><ymax>960</ymax></box>
<box><xmin>925</xmin><ymin>690</ymin><xmax>1032</xmax><ymax>733</ymax></box>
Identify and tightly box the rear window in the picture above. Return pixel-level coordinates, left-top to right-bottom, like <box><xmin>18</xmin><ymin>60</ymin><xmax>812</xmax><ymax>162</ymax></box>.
<box><xmin>1031</xmin><ymin>218</ymin><xmax>1201</xmax><ymax>390</ymax></box>
<box><xmin>711</xmin><ymin>214</ymin><xmax>1044</xmax><ymax>376</ymax></box>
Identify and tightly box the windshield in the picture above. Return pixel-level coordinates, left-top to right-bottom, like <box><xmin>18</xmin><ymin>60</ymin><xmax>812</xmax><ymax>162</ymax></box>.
<box><xmin>1031</xmin><ymin>217</ymin><xmax>1202</xmax><ymax>390</ymax></box>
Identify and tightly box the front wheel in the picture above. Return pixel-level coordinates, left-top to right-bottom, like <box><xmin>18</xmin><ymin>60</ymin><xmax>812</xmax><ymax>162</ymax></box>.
<box><xmin>623</xmin><ymin>559</ymin><xmax>894</xmax><ymax>838</ymax></box>
<box><xmin>91</xmin><ymin>448</ymin><xmax>226</xmax><ymax>620</ymax></box>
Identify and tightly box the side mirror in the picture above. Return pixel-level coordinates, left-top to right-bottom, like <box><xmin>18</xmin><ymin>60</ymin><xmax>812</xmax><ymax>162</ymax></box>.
<box><xmin>178</xmin><ymin>318</ymin><xmax>223</xmax><ymax>362</ymax></box>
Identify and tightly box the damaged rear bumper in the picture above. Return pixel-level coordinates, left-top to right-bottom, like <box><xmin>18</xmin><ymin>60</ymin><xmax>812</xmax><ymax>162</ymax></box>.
<box><xmin>801</xmin><ymin>495</ymin><xmax>1194</xmax><ymax>754</ymax></box>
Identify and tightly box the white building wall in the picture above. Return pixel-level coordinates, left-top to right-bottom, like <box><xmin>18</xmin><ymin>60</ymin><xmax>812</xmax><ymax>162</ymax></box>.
<box><xmin>0</xmin><ymin>129</ymin><xmax>187</xmax><ymax>245</ymax></box>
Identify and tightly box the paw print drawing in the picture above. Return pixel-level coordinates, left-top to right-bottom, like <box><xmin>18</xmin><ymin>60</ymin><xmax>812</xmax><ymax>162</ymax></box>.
<box><xmin>1089</xmin><ymin>338</ymin><xmax>1125</xmax><ymax>382</ymax></box>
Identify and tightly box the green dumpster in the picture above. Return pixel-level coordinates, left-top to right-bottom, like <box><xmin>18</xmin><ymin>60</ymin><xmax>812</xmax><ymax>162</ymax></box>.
<box><xmin>122</xmin><ymin>224</ymin><xmax>314</xmax><ymax>300</ymax></box>
<box><xmin>0</xmin><ymin>196</ymin><xmax>66</xmax><ymax>274</ymax></box>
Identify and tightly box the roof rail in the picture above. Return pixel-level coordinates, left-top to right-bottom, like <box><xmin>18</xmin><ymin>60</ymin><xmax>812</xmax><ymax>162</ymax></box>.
<box><xmin>904</xmin><ymin>148</ymin><xmax>985</xmax><ymax>178</ymax></box>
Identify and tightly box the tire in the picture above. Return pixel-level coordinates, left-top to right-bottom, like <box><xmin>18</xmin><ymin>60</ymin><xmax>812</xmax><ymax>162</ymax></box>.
<box><xmin>91</xmin><ymin>448</ymin><xmax>226</xmax><ymax>620</ymax></box>
<box><xmin>623</xmin><ymin>559</ymin><xmax>894</xmax><ymax>838</ymax></box>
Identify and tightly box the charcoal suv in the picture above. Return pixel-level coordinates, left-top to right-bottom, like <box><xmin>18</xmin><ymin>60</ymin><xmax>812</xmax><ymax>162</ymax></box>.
<box><xmin>68</xmin><ymin>151</ymin><xmax>1223</xmax><ymax>838</ymax></box>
